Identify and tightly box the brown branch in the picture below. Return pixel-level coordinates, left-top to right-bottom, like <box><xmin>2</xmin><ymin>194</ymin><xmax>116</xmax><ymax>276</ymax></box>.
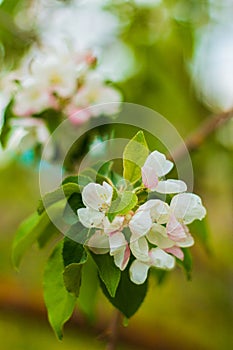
<box><xmin>105</xmin><ymin>310</ymin><xmax>122</xmax><ymax>350</ymax></box>
<box><xmin>169</xmin><ymin>109</ymin><xmax>233</xmax><ymax>161</ymax></box>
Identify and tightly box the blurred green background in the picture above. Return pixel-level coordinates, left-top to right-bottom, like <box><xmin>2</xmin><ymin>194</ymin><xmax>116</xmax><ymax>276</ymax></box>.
<box><xmin>0</xmin><ymin>1</ymin><xmax>232</xmax><ymax>349</ymax></box>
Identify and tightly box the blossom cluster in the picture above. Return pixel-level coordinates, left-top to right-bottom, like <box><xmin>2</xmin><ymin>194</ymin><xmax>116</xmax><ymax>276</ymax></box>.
<box><xmin>78</xmin><ymin>150</ymin><xmax>206</xmax><ymax>285</ymax></box>
<box><xmin>0</xmin><ymin>45</ymin><xmax>122</xmax><ymax>154</ymax></box>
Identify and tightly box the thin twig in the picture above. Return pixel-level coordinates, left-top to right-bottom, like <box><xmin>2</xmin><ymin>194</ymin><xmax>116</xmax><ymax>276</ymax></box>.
<box><xmin>169</xmin><ymin>109</ymin><xmax>233</xmax><ymax>161</ymax></box>
<box><xmin>106</xmin><ymin>309</ymin><xmax>122</xmax><ymax>350</ymax></box>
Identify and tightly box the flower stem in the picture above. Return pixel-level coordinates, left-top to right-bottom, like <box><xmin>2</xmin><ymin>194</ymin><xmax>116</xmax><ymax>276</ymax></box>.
<box><xmin>169</xmin><ymin>109</ymin><xmax>233</xmax><ymax>161</ymax></box>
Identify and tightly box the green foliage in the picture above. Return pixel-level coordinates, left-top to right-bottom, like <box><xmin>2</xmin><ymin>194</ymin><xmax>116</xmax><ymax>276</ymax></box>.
<box><xmin>37</xmin><ymin>183</ymin><xmax>81</xmax><ymax>215</ymax></box>
<box><xmin>62</xmin><ymin>174</ymin><xmax>93</xmax><ymax>187</ymax></box>
<box><xmin>12</xmin><ymin>200</ymin><xmax>65</xmax><ymax>269</ymax></box>
<box><xmin>37</xmin><ymin>222</ymin><xmax>60</xmax><ymax>249</ymax></box>
<box><xmin>0</xmin><ymin>100</ymin><xmax>14</xmax><ymax>148</ymax></box>
<box><xmin>108</xmin><ymin>191</ymin><xmax>138</xmax><ymax>222</ymax></box>
<box><xmin>0</xmin><ymin>0</ymin><xmax>35</xmax><ymax>66</ymax></box>
<box><xmin>62</xmin><ymin>238</ymin><xmax>88</xmax><ymax>297</ymax></box>
<box><xmin>11</xmin><ymin>128</ymin><xmax>208</xmax><ymax>337</ymax></box>
<box><xmin>177</xmin><ymin>248</ymin><xmax>193</xmax><ymax>280</ymax></box>
<box><xmin>189</xmin><ymin>218</ymin><xmax>210</xmax><ymax>253</ymax></box>
<box><xmin>123</xmin><ymin>130</ymin><xmax>149</xmax><ymax>184</ymax></box>
<box><xmin>62</xmin><ymin>237</ymin><xmax>87</xmax><ymax>266</ymax></box>
<box><xmin>90</xmin><ymin>252</ymin><xmax>121</xmax><ymax>298</ymax></box>
<box><xmin>77</xmin><ymin>257</ymin><xmax>99</xmax><ymax>320</ymax></box>
<box><xmin>63</xmin><ymin>193</ymin><xmax>83</xmax><ymax>225</ymax></box>
<box><xmin>100</xmin><ymin>267</ymin><xmax>148</xmax><ymax>318</ymax></box>
<box><xmin>96</xmin><ymin>160</ymin><xmax>114</xmax><ymax>178</ymax></box>
<box><xmin>43</xmin><ymin>241</ymin><xmax>76</xmax><ymax>340</ymax></box>
<box><xmin>65</xmin><ymin>222</ymin><xmax>90</xmax><ymax>245</ymax></box>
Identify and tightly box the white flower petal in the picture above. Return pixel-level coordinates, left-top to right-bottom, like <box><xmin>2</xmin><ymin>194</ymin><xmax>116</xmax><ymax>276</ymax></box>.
<box><xmin>102</xmin><ymin>181</ymin><xmax>114</xmax><ymax>204</ymax></box>
<box><xmin>149</xmin><ymin>200</ymin><xmax>170</xmax><ymax>224</ymax></box>
<box><xmin>109</xmin><ymin>231</ymin><xmax>127</xmax><ymax>255</ymax></box>
<box><xmin>82</xmin><ymin>182</ymin><xmax>113</xmax><ymax>211</ymax></box>
<box><xmin>103</xmin><ymin>216</ymin><xmax>124</xmax><ymax>235</ymax></box>
<box><xmin>87</xmin><ymin>230</ymin><xmax>109</xmax><ymax>254</ymax></box>
<box><xmin>147</xmin><ymin>223</ymin><xmax>174</xmax><ymax>249</ymax></box>
<box><xmin>170</xmin><ymin>193</ymin><xmax>206</xmax><ymax>224</ymax></box>
<box><xmin>177</xmin><ymin>234</ymin><xmax>195</xmax><ymax>248</ymax></box>
<box><xmin>141</xmin><ymin>165</ymin><xmax>159</xmax><ymax>190</ymax></box>
<box><xmin>130</xmin><ymin>236</ymin><xmax>149</xmax><ymax>262</ymax></box>
<box><xmin>113</xmin><ymin>244</ymin><xmax>130</xmax><ymax>271</ymax></box>
<box><xmin>166</xmin><ymin>214</ymin><xmax>187</xmax><ymax>241</ymax></box>
<box><xmin>164</xmin><ymin>246</ymin><xmax>184</xmax><ymax>260</ymax></box>
<box><xmin>138</xmin><ymin>199</ymin><xmax>169</xmax><ymax>225</ymax></box>
<box><xmin>155</xmin><ymin>179</ymin><xmax>187</xmax><ymax>194</ymax></box>
<box><xmin>129</xmin><ymin>260</ymin><xmax>150</xmax><ymax>285</ymax></box>
<box><xmin>78</xmin><ymin>207</ymin><xmax>104</xmax><ymax>228</ymax></box>
<box><xmin>149</xmin><ymin>247</ymin><xmax>175</xmax><ymax>270</ymax></box>
<box><xmin>143</xmin><ymin>150</ymin><xmax>173</xmax><ymax>177</ymax></box>
<box><xmin>129</xmin><ymin>210</ymin><xmax>152</xmax><ymax>237</ymax></box>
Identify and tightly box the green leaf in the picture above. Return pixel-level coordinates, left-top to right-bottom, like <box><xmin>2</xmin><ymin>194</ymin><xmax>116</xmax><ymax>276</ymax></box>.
<box><xmin>63</xmin><ymin>193</ymin><xmax>83</xmax><ymax>225</ymax></box>
<box><xmin>43</xmin><ymin>242</ymin><xmax>76</xmax><ymax>340</ymax></box>
<box><xmin>80</xmin><ymin>168</ymin><xmax>112</xmax><ymax>186</ymax></box>
<box><xmin>177</xmin><ymin>248</ymin><xmax>192</xmax><ymax>280</ymax></box>
<box><xmin>95</xmin><ymin>161</ymin><xmax>114</xmax><ymax>178</ymax></box>
<box><xmin>110</xmin><ymin>171</ymin><xmax>123</xmax><ymax>187</ymax></box>
<box><xmin>62</xmin><ymin>238</ymin><xmax>88</xmax><ymax>297</ymax></box>
<box><xmin>100</xmin><ymin>268</ymin><xmax>148</xmax><ymax>318</ymax></box>
<box><xmin>37</xmin><ymin>183</ymin><xmax>80</xmax><ymax>215</ymax></box>
<box><xmin>0</xmin><ymin>100</ymin><xmax>14</xmax><ymax>148</ymax></box>
<box><xmin>151</xmin><ymin>269</ymin><xmax>168</xmax><ymax>285</ymax></box>
<box><xmin>63</xmin><ymin>264</ymin><xmax>83</xmax><ymax>297</ymax></box>
<box><xmin>189</xmin><ymin>218</ymin><xmax>210</xmax><ymax>253</ymax></box>
<box><xmin>108</xmin><ymin>191</ymin><xmax>138</xmax><ymax>222</ymax></box>
<box><xmin>66</xmin><ymin>222</ymin><xmax>90</xmax><ymax>245</ymax></box>
<box><xmin>78</xmin><ymin>257</ymin><xmax>99</xmax><ymax>321</ymax></box>
<box><xmin>37</xmin><ymin>222</ymin><xmax>61</xmax><ymax>249</ymax></box>
<box><xmin>63</xmin><ymin>237</ymin><xmax>87</xmax><ymax>267</ymax></box>
<box><xmin>12</xmin><ymin>201</ymin><xmax>66</xmax><ymax>269</ymax></box>
<box><xmin>123</xmin><ymin>130</ymin><xmax>149</xmax><ymax>184</ymax></box>
<box><xmin>90</xmin><ymin>253</ymin><xmax>121</xmax><ymax>298</ymax></box>
<box><xmin>62</xmin><ymin>174</ymin><xmax>92</xmax><ymax>187</ymax></box>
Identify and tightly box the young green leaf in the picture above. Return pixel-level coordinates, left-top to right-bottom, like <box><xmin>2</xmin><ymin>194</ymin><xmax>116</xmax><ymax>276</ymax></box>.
<box><xmin>78</xmin><ymin>257</ymin><xmax>99</xmax><ymax>321</ymax></box>
<box><xmin>123</xmin><ymin>130</ymin><xmax>149</xmax><ymax>184</ymax></box>
<box><xmin>12</xmin><ymin>200</ymin><xmax>66</xmax><ymax>269</ymax></box>
<box><xmin>38</xmin><ymin>183</ymin><xmax>80</xmax><ymax>215</ymax></box>
<box><xmin>108</xmin><ymin>191</ymin><xmax>138</xmax><ymax>222</ymax></box>
<box><xmin>43</xmin><ymin>241</ymin><xmax>76</xmax><ymax>340</ymax></box>
<box><xmin>100</xmin><ymin>267</ymin><xmax>148</xmax><ymax>318</ymax></box>
<box><xmin>90</xmin><ymin>252</ymin><xmax>121</xmax><ymax>298</ymax></box>
<box><xmin>62</xmin><ymin>174</ymin><xmax>93</xmax><ymax>187</ymax></box>
<box><xmin>95</xmin><ymin>160</ymin><xmax>114</xmax><ymax>178</ymax></box>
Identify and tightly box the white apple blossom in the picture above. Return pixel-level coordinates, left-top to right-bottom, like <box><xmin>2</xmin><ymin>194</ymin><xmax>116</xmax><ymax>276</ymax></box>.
<box><xmin>142</xmin><ymin>150</ymin><xmax>187</xmax><ymax>193</ymax></box>
<box><xmin>77</xmin><ymin>182</ymin><xmax>130</xmax><ymax>270</ymax></box>
<box><xmin>129</xmin><ymin>193</ymin><xmax>206</xmax><ymax>269</ymax></box>
<box><xmin>13</xmin><ymin>78</ymin><xmax>56</xmax><ymax>117</ymax></box>
<box><xmin>31</xmin><ymin>53</ymin><xmax>78</xmax><ymax>99</ymax></box>
<box><xmin>129</xmin><ymin>247</ymin><xmax>175</xmax><ymax>285</ymax></box>
<box><xmin>68</xmin><ymin>73</ymin><xmax>122</xmax><ymax>119</ymax></box>
<box><xmin>87</xmin><ymin>219</ymin><xmax>130</xmax><ymax>271</ymax></box>
<box><xmin>8</xmin><ymin>117</ymin><xmax>50</xmax><ymax>154</ymax></box>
